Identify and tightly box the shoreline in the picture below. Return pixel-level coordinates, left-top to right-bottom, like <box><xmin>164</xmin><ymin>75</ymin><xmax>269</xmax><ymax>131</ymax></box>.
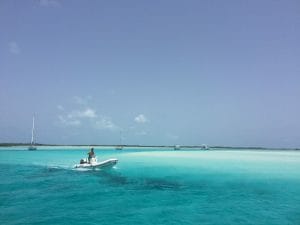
<box><xmin>0</xmin><ymin>144</ymin><xmax>299</xmax><ymax>151</ymax></box>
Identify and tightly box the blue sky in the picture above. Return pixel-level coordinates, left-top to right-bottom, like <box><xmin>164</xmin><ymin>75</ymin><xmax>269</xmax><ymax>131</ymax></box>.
<box><xmin>0</xmin><ymin>0</ymin><xmax>299</xmax><ymax>147</ymax></box>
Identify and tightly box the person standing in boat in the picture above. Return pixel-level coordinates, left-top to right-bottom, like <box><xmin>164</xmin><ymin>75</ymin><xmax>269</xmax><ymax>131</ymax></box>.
<box><xmin>88</xmin><ymin>147</ymin><xmax>96</xmax><ymax>163</ymax></box>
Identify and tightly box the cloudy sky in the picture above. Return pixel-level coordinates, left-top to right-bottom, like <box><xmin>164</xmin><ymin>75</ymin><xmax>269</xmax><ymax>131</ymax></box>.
<box><xmin>0</xmin><ymin>0</ymin><xmax>299</xmax><ymax>147</ymax></box>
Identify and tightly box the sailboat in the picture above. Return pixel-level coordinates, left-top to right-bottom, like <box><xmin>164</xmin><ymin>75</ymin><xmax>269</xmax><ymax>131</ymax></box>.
<box><xmin>28</xmin><ymin>116</ymin><xmax>37</xmax><ymax>150</ymax></box>
<box><xmin>115</xmin><ymin>131</ymin><xmax>123</xmax><ymax>150</ymax></box>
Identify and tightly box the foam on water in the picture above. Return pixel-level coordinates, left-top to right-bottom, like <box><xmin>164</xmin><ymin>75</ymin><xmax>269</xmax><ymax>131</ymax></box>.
<box><xmin>0</xmin><ymin>148</ymin><xmax>300</xmax><ymax>225</ymax></box>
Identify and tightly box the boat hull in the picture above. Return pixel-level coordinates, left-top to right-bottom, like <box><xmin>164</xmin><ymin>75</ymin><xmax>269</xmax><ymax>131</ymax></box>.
<box><xmin>74</xmin><ymin>158</ymin><xmax>118</xmax><ymax>169</ymax></box>
<box><xmin>28</xmin><ymin>146</ymin><xmax>37</xmax><ymax>151</ymax></box>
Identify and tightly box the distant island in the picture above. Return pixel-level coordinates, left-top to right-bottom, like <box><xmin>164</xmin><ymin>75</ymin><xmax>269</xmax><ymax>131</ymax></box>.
<box><xmin>0</xmin><ymin>143</ymin><xmax>299</xmax><ymax>151</ymax></box>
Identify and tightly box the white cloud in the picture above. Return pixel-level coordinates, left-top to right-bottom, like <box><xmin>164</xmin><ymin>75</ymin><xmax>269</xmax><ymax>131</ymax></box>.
<box><xmin>39</xmin><ymin>0</ymin><xmax>61</xmax><ymax>7</ymax></box>
<box><xmin>57</xmin><ymin>102</ymin><xmax>119</xmax><ymax>131</ymax></box>
<box><xmin>58</xmin><ymin>108</ymin><xmax>119</xmax><ymax>131</ymax></box>
<box><xmin>8</xmin><ymin>41</ymin><xmax>20</xmax><ymax>54</ymax></box>
<box><xmin>58</xmin><ymin>108</ymin><xmax>97</xmax><ymax>127</ymax></box>
<box><xmin>67</xmin><ymin>108</ymin><xmax>97</xmax><ymax>119</ymax></box>
<box><xmin>57</xmin><ymin>105</ymin><xmax>64</xmax><ymax>111</ymax></box>
<box><xmin>134</xmin><ymin>114</ymin><xmax>148</xmax><ymax>123</ymax></box>
<box><xmin>95</xmin><ymin>116</ymin><xmax>118</xmax><ymax>131</ymax></box>
<box><xmin>58</xmin><ymin>115</ymin><xmax>81</xmax><ymax>126</ymax></box>
<box><xmin>78</xmin><ymin>108</ymin><xmax>97</xmax><ymax>118</ymax></box>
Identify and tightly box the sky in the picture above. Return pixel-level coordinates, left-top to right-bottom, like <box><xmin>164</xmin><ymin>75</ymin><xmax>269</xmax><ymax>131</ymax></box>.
<box><xmin>0</xmin><ymin>0</ymin><xmax>299</xmax><ymax>147</ymax></box>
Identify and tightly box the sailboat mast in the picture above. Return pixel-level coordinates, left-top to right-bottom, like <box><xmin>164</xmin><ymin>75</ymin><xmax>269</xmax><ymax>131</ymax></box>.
<box><xmin>31</xmin><ymin>116</ymin><xmax>35</xmax><ymax>145</ymax></box>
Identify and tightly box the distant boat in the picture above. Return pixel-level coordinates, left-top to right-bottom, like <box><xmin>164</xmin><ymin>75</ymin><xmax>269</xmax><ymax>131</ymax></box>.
<box><xmin>201</xmin><ymin>144</ymin><xmax>209</xmax><ymax>150</ymax></box>
<box><xmin>115</xmin><ymin>131</ymin><xmax>124</xmax><ymax>150</ymax></box>
<box><xmin>28</xmin><ymin>116</ymin><xmax>37</xmax><ymax>151</ymax></box>
<box><xmin>115</xmin><ymin>146</ymin><xmax>123</xmax><ymax>150</ymax></box>
<box><xmin>174</xmin><ymin>145</ymin><xmax>181</xmax><ymax>150</ymax></box>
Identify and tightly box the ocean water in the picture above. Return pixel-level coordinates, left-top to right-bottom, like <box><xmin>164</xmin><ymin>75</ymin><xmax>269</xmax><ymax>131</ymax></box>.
<box><xmin>0</xmin><ymin>147</ymin><xmax>300</xmax><ymax>225</ymax></box>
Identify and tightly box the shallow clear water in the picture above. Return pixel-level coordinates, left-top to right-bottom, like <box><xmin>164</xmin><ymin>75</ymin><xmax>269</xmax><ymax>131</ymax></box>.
<box><xmin>1</xmin><ymin>147</ymin><xmax>300</xmax><ymax>225</ymax></box>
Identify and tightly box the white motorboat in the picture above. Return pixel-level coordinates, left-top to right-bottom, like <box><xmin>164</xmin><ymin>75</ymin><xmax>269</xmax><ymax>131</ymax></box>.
<box><xmin>74</xmin><ymin>157</ymin><xmax>118</xmax><ymax>169</ymax></box>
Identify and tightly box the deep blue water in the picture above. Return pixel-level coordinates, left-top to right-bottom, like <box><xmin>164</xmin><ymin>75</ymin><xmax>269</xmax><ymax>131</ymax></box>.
<box><xmin>0</xmin><ymin>147</ymin><xmax>300</xmax><ymax>225</ymax></box>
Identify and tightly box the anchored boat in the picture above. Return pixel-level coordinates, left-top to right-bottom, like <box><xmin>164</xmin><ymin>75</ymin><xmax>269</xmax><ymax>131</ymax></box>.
<box><xmin>28</xmin><ymin>116</ymin><xmax>37</xmax><ymax>151</ymax></box>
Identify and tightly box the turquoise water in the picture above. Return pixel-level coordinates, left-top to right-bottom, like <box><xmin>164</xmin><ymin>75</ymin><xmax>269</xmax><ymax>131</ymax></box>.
<box><xmin>1</xmin><ymin>147</ymin><xmax>300</xmax><ymax>225</ymax></box>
